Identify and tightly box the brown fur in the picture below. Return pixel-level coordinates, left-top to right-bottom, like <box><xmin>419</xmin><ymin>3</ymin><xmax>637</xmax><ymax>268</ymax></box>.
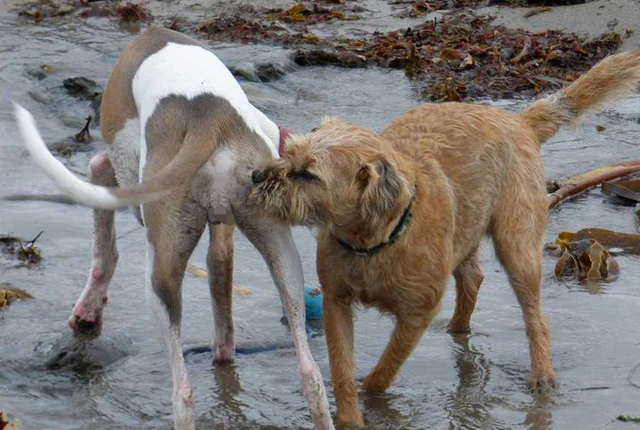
<box><xmin>250</xmin><ymin>51</ymin><xmax>640</xmax><ymax>427</ymax></box>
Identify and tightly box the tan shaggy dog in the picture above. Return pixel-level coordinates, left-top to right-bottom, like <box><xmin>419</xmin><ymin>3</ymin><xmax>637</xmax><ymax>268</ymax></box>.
<box><xmin>250</xmin><ymin>51</ymin><xmax>640</xmax><ymax>428</ymax></box>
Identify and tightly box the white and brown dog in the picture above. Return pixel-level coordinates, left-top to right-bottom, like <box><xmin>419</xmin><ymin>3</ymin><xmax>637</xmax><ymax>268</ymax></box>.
<box><xmin>14</xmin><ymin>27</ymin><xmax>333</xmax><ymax>430</ymax></box>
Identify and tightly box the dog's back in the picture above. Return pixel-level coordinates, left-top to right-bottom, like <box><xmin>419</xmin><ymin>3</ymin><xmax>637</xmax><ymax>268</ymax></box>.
<box><xmin>381</xmin><ymin>102</ymin><xmax>524</xmax><ymax>264</ymax></box>
<box><xmin>380</xmin><ymin>51</ymin><xmax>640</xmax><ymax>264</ymax></box>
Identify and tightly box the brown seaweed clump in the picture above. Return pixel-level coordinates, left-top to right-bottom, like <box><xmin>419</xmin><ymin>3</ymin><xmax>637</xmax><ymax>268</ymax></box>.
<box><xmin>0</xmin><ymin>410</ymin><xmax>21</xmax><ymax>429</ymax></box>
<box><xmin>294</xmin><ymin>13</ymin><xmax>624</xmax><ymax>100</ymax></box>
<box><xmin>114</xmin><ymin>2</ymin><xmax>151</xmax><ymax>23</ymax></box>
<box><xmin>190</xmin><ymin>6</ymin><xmax>624</xmax><ymax>101</ymax></box>
<box><xmin>0</xmin><ymin>232</ymin><xmax>43</xmax><ymax>267</ymax></box>
<box><xmin>544</xmin><ymin>228</ymin><xmax>640</xmax><ymax>282</ymax></box>
<box><xmin>0</xmin><ymin>286</ymin><xmax>34</xmax><ymax>309</ymax></box>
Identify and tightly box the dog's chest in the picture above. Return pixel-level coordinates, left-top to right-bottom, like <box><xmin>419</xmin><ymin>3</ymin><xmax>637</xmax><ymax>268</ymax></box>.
<box><xmin>340</xmin><ymin>261</ymin><xmax>401</xmax><ymax>313</ymax></box>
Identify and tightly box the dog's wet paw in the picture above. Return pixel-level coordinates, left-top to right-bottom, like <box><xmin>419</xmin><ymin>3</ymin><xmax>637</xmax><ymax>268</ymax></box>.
<box><xmin>336</xmin><ymin>410</ymin><xmax>364</xmax><ymax>429</ymax></box>
<box><xmin>362</xmin><ymin>372</ymin><xmax>391</xmax><ymax>394</ymax></box>
<box><xmin>447</xmin><ymin>321</ymin><xmax>471</xmax><ymax>334</ymax></box>
<box><xmin>528</xmin><ymin>373</ymin><xmax>558</xmax><ymax>394</ymax></box>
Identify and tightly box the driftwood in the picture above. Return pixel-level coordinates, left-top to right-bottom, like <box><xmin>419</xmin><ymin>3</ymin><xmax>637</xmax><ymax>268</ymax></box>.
<box><xmin>548</xmin><ymin>160</ymin><xmax>640</xmax><ymax>209</ymax></box>
<box><xmin>602</xmin><ymin>179</ymin><xmax>640</xmax><ymax>203</ymax></box>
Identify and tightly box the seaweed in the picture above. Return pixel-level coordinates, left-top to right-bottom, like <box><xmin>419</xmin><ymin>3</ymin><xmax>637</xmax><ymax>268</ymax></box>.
<box><xmin>114</xmin><ymin>2</ymin><xmax>150</xmax><ymax>23</ymax></box>
<box><xmin>191</xmin><ymin>7</ymin><xmax>624</xmax><ymax>100</ymax></box>
<box><xmin>0</xmin><ymin>231</ymin><xmax>43</xmax><ymax>267</ymax></box>
<box><xmin>617</xmin><ymin>415</ymin><xmax>640</xmax><ymax>424</ymax></box>
<box><xmin>0</xmin><ymin>410</ymin><xmax>21</xmax><ymax>429</ymax></box>
<box><xmin>550</xmin><ymin>237</ymin><xmax>619</xmax><ymax>282</ymax></box>
<box><xmin>0</xmin><ymin>286</ymin><xmax>34</xmax><ymax>309</ymax></box>
<box><xmin>49</xmin><ymin>116</ymin><xmax>95</xmax><ymax>156</ymax></box>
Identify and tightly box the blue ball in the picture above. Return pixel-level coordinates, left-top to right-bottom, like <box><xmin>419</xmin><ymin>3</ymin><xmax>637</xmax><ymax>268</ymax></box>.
<box><xmin>304</xmin><ymin>285</ymin><xmax>324</xmax><ymax>320</ymax></box>
<box><xmin>282</xmin><ymin>285</ymin><xmax>324</xmax><ymax>321</ymax></box>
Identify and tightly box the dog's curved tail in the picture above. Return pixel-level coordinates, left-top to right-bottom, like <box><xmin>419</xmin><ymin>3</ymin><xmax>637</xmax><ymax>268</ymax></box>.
<box><xmin>521</xmin><ymin>50</ymin><xmax>640</xmax><ymax>145</ymax></box>
<box><xmin>14</xmin><ymin>103</ymin><xmax>216</xmax><ymax>210</ymax></box>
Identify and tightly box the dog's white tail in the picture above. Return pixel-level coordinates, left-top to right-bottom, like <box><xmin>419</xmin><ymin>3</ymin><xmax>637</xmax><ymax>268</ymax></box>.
<box><xmin>15</xmin><ymin>104</ymin><xmax>125</xmax><ymax>208</ymax></box>
<box><xmin>14</xmin><ymin>103</ymin><xmax>216</xmax><ymax>209</ymax></box>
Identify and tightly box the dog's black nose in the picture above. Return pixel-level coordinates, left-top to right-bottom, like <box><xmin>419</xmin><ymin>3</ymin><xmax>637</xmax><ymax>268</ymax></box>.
<box><xmin>252</xmin><ymin>169</ymin><xmax>268</xmax><ymax>184</ymax></box>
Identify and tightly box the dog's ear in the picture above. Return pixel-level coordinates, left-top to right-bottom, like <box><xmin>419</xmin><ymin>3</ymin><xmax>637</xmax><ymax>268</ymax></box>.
<box><xmin>356</xmin><ymin>158</ymin><xmax>408</xmax><ymax>221</ymax></box>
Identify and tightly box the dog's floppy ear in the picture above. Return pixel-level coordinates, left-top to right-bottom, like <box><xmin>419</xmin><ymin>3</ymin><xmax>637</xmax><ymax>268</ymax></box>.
<box><xmin>356</xmin><ymin>157</ymin><xmax>408</xmax><ymax>221</ymax></box>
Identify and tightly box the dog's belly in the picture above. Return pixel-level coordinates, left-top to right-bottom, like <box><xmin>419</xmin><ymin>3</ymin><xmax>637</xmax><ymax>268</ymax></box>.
<box><xmin>190</xmin><ymin>148</ymin><xmax>238</xmax><ymax>224</ymax></box>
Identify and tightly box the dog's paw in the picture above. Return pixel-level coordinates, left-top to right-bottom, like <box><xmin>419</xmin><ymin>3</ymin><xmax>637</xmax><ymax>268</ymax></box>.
<box><xmin>528</xmin><ymin>373</ymin><xmax>558</xmax><ymax>394</ymax></box>
<box><xmin>336</xmin><ymin>409</ymin><xmax>364</xmax><ymax>429</ymax></box>
<box><xmin>447</xmin><ymin>320</ymin><xmax>471</xmax><ymax>334</ymax></box>
<box><xmin>362</xmin><ymin>372</ymin><xmax>391</xmax><ymax>394</ymax></box>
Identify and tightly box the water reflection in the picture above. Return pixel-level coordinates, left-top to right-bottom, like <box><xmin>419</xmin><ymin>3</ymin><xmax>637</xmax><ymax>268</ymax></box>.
<box><xmin>522</xmin><ymin>396</ymin><xmax>554</xmax><ymax>430</ymax></box>
<box><xmin>210</xmin><ymin>362</ymin><xmax>248</xmax><ymax>426</ymax></box>
<box><xmin>443</xmin><ymin>333</ymin><xmax>554</xmax><ymax>430</ymax></box>
<box><xmin>444</xmin><ymin>332</ymin><xmax>505</xmax><ymax>430</ymax></box>
<box><xmin>362</xmin><ymin>391</ymin><xmax>406</xmax><ymax>429</ymax></box>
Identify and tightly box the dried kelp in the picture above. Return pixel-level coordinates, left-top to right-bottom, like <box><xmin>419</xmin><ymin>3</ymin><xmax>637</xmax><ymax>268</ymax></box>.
<box><xmin>550</xmin><ymin>237</ymin><xmax>619</xmax><ymax>282</ymax></box>
<box><xmin>193</xmin><ymin>8</ymin><xmax>625</xmax><ymax>100</ymax></box>
<box><xmin>548</xmin><ymin>160</ymin><xmax>640</xmax><ymax>208</ymax></box>
<box><xmin>0</xmin><ymin>286</ymin><xmax>33</xmax><ymax>309</ymax></box>
<box><xmin>555</xmin><ymin>228</ymin><xmax>640</xmax><ymax>255</ymax></box>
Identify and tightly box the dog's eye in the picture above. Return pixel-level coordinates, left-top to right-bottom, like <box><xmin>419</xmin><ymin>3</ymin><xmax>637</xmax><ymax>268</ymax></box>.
<box><xmin>311</xmin><ymin>127</ymin><xmax>319</xmax><ymax>132</ymax></box>
<box><xmin>288</xmin><ymin>169</ymin><xmax>317</xmax><ymax>181</ymax></box>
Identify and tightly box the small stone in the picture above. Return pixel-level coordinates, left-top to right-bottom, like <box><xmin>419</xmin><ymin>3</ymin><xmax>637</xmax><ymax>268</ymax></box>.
<box><xmin>62</xmin><ymin>77</ymin><xmax>103</xmax><ymax>100</ymax></box>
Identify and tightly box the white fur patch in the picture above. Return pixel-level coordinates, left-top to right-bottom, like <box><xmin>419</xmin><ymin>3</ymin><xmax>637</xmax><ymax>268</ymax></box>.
<box><xmin>132</xmin><ymin>43</ymin><xmax>278</xmax><ymax>158</ymax></box>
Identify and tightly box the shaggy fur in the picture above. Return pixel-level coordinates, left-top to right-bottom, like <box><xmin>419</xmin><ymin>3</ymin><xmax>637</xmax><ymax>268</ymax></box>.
<box><xmin>250</xmin><ymin>51</ymin><xmax>640</xmax><ymax>428</ymax></box>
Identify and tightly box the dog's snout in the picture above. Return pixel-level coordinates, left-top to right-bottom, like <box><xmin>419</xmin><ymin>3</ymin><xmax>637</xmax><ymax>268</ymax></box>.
<box><xmin>252</xmin><ymin>169</ymin><xmax>268</xmax><ymax>185</ymax></box>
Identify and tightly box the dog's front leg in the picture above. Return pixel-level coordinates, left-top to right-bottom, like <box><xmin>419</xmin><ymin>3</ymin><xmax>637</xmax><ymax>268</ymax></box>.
<box><xmin>237</xmin><ymin>221</ymin><xmax>333</xmax><ymax>430</ymax></box>
<box><xmin>362</xmin><ymin>304</ymin><xmax>442</xmax><ymax>394</ymax></box>
<box><xmin>322</xmin><ymin>291</ymin><xmax>363</xmax><ymax>428</ymax></box>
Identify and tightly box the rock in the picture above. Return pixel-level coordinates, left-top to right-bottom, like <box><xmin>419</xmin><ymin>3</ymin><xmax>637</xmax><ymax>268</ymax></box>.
<box><xmin>28</xmin><ymin>89</ymin><xmax>52</xmax><ymax>104</ymax></box>
<box><xmin>25</xmin><ymin>65</ymin><xmax>48</xmax><ymax>80</ymax></box>
<box><xmin>62</xmin><ymin>77</ymin><xmax>102</xmax><ymax>100</ymax></box>
<box><xmin>232</xmin><ymin>62</ymin><xmax>289</xmax><ymax>82</ymax></box>
<box><xmin>293</xmin><ymin>48</ymin><xmax>368</xmax><ymax>68</ymax></box>
<box><xmin>45</xmin><ymin>330</ymin><xmax>134</xmax><ymax>371</ymax></box>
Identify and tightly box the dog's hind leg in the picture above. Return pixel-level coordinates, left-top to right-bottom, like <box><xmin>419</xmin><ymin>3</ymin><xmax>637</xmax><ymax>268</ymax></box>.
<box><xmin>68</xmin><ymin>153</ymin><xmax>119</xmax><ymax>336</ymax></box>
<box><xmin>207</xmin><ymin>223</ymin><xmax>235</xmax><ymax>362</ymax></box>
<box><xmin>491</xmin><ymin>186</ymin><xmax>556</xmax><ymax>393</ymax></box>
<box><xmin>144</xmin><ymin>200</ymin><xmax>207</xmax><ymax>430</ymax></box>
<box><xmin>362</xmin><ymin>303</ymin><xmax>441</xmax><ymax>394</ymax></box>
<box><xmin>448</xmin><ymin>250</ymin><xmax>484</xmax><ymax>334</ymax></box>
<box><xmin>235</xmin><ymin>220</ymin><xmax>333</xmax><ymax>430</ymax></box>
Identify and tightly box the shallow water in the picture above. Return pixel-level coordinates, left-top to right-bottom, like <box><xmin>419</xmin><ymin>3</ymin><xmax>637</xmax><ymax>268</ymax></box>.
<box><xmin>1</xmin><ymin>4</ymin><xmax>640</xmax><ymax>430</ymax></box>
